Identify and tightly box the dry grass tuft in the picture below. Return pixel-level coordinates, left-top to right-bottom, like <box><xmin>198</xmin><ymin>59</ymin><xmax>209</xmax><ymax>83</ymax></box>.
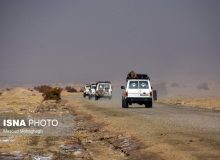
<box><xmin>65</xmin><ymin>86</ymin><xmax>78</xmax><ymax>93</ymax></box>
<box><xmin>34</xmin><ymin>85</ymin><xmax>62</xmax><ymax>101</ymax></box>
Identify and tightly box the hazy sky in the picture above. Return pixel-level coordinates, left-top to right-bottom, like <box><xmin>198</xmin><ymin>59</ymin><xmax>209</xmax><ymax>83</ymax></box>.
<box><xmin>0</xmin><ymin>0</ymin><xmax>220</xmax><ymax>85</ymax></box>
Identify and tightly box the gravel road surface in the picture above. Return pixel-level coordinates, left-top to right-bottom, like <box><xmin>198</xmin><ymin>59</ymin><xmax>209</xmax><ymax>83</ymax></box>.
<box><xmin>65</xmin><ymin>93</ymin><xmax>220</xmax><ymax>160</ymax></box>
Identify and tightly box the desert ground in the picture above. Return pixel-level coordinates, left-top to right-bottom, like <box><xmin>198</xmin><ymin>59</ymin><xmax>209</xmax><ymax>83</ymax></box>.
<box><xmin>0</xmin><ymin>87</ymin><xmax>219</xmax><ymax>160</ymax></box>
<box><xmin>157</xmin><ymin>98</ymin><xmax>220</xmax><ymax>111</ymax></box>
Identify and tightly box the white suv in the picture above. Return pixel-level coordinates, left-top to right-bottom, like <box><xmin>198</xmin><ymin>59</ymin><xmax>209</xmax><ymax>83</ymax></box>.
<box><xmin>88</xmin><ymin>84</ymin><xmax>97</xmax><ymax>99</ymax></box>
<box><xmin>83</xmin><ymin>84</ymin><xmax>90</xmax><ymax>98</ymax></box>
<box><xmin>95</xmin><ymin>81</ymin><xmax>112</xmax><ymax>100</ymax></box>
<box><xmin>121</xmin><ymin>74</ymin><xmax>156</xmax><ymax>108</ymax></box>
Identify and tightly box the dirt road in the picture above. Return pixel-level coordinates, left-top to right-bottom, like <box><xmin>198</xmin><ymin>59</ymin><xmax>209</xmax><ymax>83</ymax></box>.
<box><xmin>65</xmin><ymin>93</ymin><xmax>220</xmax><ymax>160</ymax></box>
<box><xmin>0</xmin><ymin>88</ymin><xmax>219</xmax><ymax>160</ymax></box>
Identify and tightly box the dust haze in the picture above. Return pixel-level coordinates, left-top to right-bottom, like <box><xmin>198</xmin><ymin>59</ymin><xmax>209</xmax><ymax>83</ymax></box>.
<box><xmin>0</xmin><ymin>0</ymin><xmax>220</xmax><ymax>97</ymax></box>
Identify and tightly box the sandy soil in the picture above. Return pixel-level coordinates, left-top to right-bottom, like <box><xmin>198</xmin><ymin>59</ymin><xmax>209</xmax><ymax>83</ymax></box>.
<box><xmin>0</xmin><ymin>88</ymin><xmax>153</xmax><ymax>160</ymax></box>
<box><xmin>64</xmin><ymin>93</ymin><xmax>220</xmax><ymax>160</ymax></box>
<box><xmin>0</xmin><ymin>88</ymin><xmax>219</xmax><ymax>160</ymax></box>
<box><xmin>157</xmin><ymin>98</ymin><xmax>220</xmax><ymax>110</ymax></box>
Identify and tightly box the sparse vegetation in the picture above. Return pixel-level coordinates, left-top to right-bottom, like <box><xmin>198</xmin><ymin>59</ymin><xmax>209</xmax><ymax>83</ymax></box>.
<box><xmin>158</xmin><ymin>98</ymin><xmax>220</xmax><ymax>110</ymax></box>
<box><xmin>34</xmin><ymin>85</ymin><xmax>52</xmax><ymax>93</ymax></box>
<box><xmin>28</xmin><ymin>88</ymin><xmax>34</xmax><ymax>92</ymax></box>
<box><xmin>79</xmin><ymin>88</ymin><xmax>84</xmax><ymax>92</ymax></box>
<box><xmin>65</xmin><ymin>86</ymin><xmax>78</xmax><ymax>93</ymax></box>
<box><xmin>197</xmin><ymin>82</ymin><xmax>209</xmax><ymax>90</ymax></box>
<box><xmin>154</xmin><ymin>82</ymin><xmax>167</xmax><ymax>97</ymax></box>
<box><xmin>43</xmin><ymin>87</ymin><xmax>62</xmax><ymax>101</ymax></box>
<box><xmin>0</xmin><ymin>92</ymin><xmax>2</xmax><ymax>96</ymax></box>
<box><xmin>170</xmin><ymin>82</ymin><xmax>180</xmax><ymax>88</ymax></box>
<box><xmin>34</xmin><ymin>85</ymin><xmax>62</xmax><ymax>101</ymax></box>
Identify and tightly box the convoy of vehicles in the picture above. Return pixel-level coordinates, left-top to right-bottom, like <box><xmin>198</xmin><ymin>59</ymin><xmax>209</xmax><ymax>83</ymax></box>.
<box><xmin>82</xmin><ymin>71</ymin><xmax>157</xmax><ymax>108</ymax></box>
<box><xmin>83</xmin><ymin>82</ymin><xmax>112</xmax><ymax>100</ymax></box>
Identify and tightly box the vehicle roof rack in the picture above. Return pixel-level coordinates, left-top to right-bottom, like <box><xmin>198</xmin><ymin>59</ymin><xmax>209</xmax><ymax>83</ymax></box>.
<box><xmin>96</xmin><ymin>81</ymin><xmax>111</xmax><ymax>84</ymax></box>
<box><xmin>126</xmin><ymin>74</ymin><xmax>150</xmax><ymax>81</ymax></box>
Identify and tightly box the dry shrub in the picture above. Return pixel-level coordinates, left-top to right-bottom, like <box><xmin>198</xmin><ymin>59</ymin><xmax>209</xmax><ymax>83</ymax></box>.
<box><xmin>170</xmin><ymin>82</ymin><xmax>180</xmax><ymax>88</ymax></box>
<box><xmin>34</xmin><ymin>85</ymin><xmax>62</xmax><ymax>101</ymax></box>
<box><xmin>197</xmin><ymin>82</ymin><xmax>209</xmax><ymax>90</ymax></box>
<box><xmin>65</xmin><ymin>86</ymin><xmax>78</xmax><ymax>93</ymax></box>
<box><xmin>43</xmin><ymin>87</ymin><xmax>62</xmax><ymax>101</ymax></box>
<box><xmin>28</xmin><ymin>88</ymin><xmax>34</xmax><ymax>92</ymax></box>
<box><xmin>34</xmin><ymin>85</ymin><xmax>52</xmax><ymax>93</ymax></box>
<box><xmin>0</xmin><ymin>92</ymin><xmax>2</xmax><ymax>96</ymax></box>
<box><xmin>79</xmin><ymin>88</ymin><xmax>84</xmax><ymax>92</ymax></box>
<box><xmin>154</xmin><ymin>82</ymin><xmax>167</xmax><ymax>98</ymax></box>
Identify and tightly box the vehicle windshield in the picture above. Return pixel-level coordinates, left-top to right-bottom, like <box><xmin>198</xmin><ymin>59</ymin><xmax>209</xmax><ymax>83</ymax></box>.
<box><xmin>105</xmin><ymin>83</ymin><xmax>110</xmax><ymax>89</ymax></box>
<box><xmin>98</xmin><ymin>83</ymin><xmax>110</xmax><ymax>89</ymax></box>
<box><xmin>98</xmin><ymin>84</ymin><xmax>105</xmax><ymax>89</ymax></box>
<box><xmin>129</xmin><ymin>81</ymin><xmax>149</xmax><ymax>89</ymax></box>
<box><xmin>129</xmin><ymin>81</ymin><xmax>138</xmax><ymax>89</ymax></box>
<box><xmin>91</xmin><ymin>85</ymin><xmax>96</xmax><ymax>89</ymax></box>
<box><xmin>139</xmin><ymin>81</ymin><xmax>149</xmax><ymax>89</ymax></box>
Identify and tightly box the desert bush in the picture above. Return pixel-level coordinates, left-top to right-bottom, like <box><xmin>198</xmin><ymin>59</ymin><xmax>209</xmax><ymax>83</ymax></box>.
<box><xmin>197</xmin><ymin>82</ymin><xmax>209</xmax><ymax>90</ymax></box>
<box><xmin>28</xmin><ymin>88</ymin><xmax>34</xmax><ymax>92</ymax></box>
<box><xmin>154</xmin><ymin>82</ymin><xmax>167</xmax><ymax>98</ymax></box>
<box><xmin>34</xmin><ymin>85</ymin><xmax>62</xmax><ymax>101</ymax></box>
<box><xmin>34</xmin><ymin>85</ymin><xmax>52</xmax><ymax>93</ymax></box>
<box><xmin>79</xmin><ymin>88</ymin><xmax>84</xmax><ymax>92</ymax></box>
<box><xmin>170</xmin><ymin>82</ymin><xmax>180</xmax><ymax>88</ymax></box>
<box><xmin>0</xmin><ymin>92</ymin><xmax>2</xmax><ymax>96</ymax></box>
<box><xmin>65</xmin><ymin>86</ymin><xmax>78</xmax><ymax>93</ymax></box>
<box><xmin>42</xmin><ymin>87</ymin><xmax>62</xmax><ymax>101</ymax></box>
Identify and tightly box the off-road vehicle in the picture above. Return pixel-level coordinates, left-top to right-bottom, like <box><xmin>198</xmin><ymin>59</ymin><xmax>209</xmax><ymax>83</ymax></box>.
<box><xmin>88</xmin><ymin>84</ymin><xmax>97</xmax><ymax>99</ymax></box>
<box><xmin>121</xmin><ymin>71</ymin><xmax>157</xmax><ymax>108</ymax></box>
<box><xmin>95</xmin><ymin>81</ymin><xmax>112</xmax><ymax>100</ymax></box>
<box><xmin>83</xmin><ymin>84</ymin><xmax>90</xmax><ymax>98</ymax></box>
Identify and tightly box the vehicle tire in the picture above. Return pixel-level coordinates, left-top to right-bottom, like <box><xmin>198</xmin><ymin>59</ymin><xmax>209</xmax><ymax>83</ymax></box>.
<box><xmin>145</xmin><ymin>101</ymin><xmax>152</xmax><ymax>108</ymax></box>
<box><xmin>149</xmin><ymin>101</ymin><xmax>153</xmax><ymax>108</ymax></box>
<box><xmin>95</xmin><ymin>95</ymin><xmax>99</xmax><ymax>100</ymax></box>
<box><xmin>83</xmin><ymin>93</ymin><xmax>86</xmax><ymax>98</ymax></box>
<box><xmin>88</xmin><ymin>95</ymin><xmax>91</xmax><ymax>100</ymax></box>
<box><xmin>109</xmin><ymin>96</ymin><xmax>112</xmax><ymax>100</ymax></box>
<box><xmin>153</xmin><ymin>90</ymin><xmax>157</xmax><ymax>101</ymax></box>
<box><xmin>122</xmin><ymin>99</ymin><xmax>128</xmax><ymax>108</ymax></box>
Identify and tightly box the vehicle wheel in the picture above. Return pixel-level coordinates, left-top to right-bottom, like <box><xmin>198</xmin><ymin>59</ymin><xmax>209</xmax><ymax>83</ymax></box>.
<box><xmin>83</xmin><ymin>93</ymin><xmax>86</xmax><ymax>98</ymax></box>
<box><xmin>95</xmin><ymin>95</ymin><xmax>99</xmax><ymax>100</ymax></box>
<box><xmin>122</xmin><ymin>99</ymin><xmax>128</xmax><ymax>108</ymax></box>
<box><xmin>88</xmin><ymin>95</ymin><xmax>91</xmax><ymax>100</ymax></box>
<box><xmin>145</xmin><ymin>101</ymin><xmax>152</xmax><ymax>108</ymax></box>
<box><xmin>109</xmin><ymin>96</ymin><xmax>112</xmax><ymax>100</ymax></box>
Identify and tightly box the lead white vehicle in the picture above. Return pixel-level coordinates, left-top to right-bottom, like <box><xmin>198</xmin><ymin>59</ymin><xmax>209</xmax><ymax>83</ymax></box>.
<box><xmin>121</xmin><ymin>74</ymin><xmax>157</xmax><ymax>108</ymax></box>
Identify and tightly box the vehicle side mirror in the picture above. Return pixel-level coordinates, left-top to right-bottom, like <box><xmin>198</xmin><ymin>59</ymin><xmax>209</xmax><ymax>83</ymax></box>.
<box><xmin>121</xmin><ymin>86</ymin><xmax>125</xmax><ymax>89</ymax></box>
